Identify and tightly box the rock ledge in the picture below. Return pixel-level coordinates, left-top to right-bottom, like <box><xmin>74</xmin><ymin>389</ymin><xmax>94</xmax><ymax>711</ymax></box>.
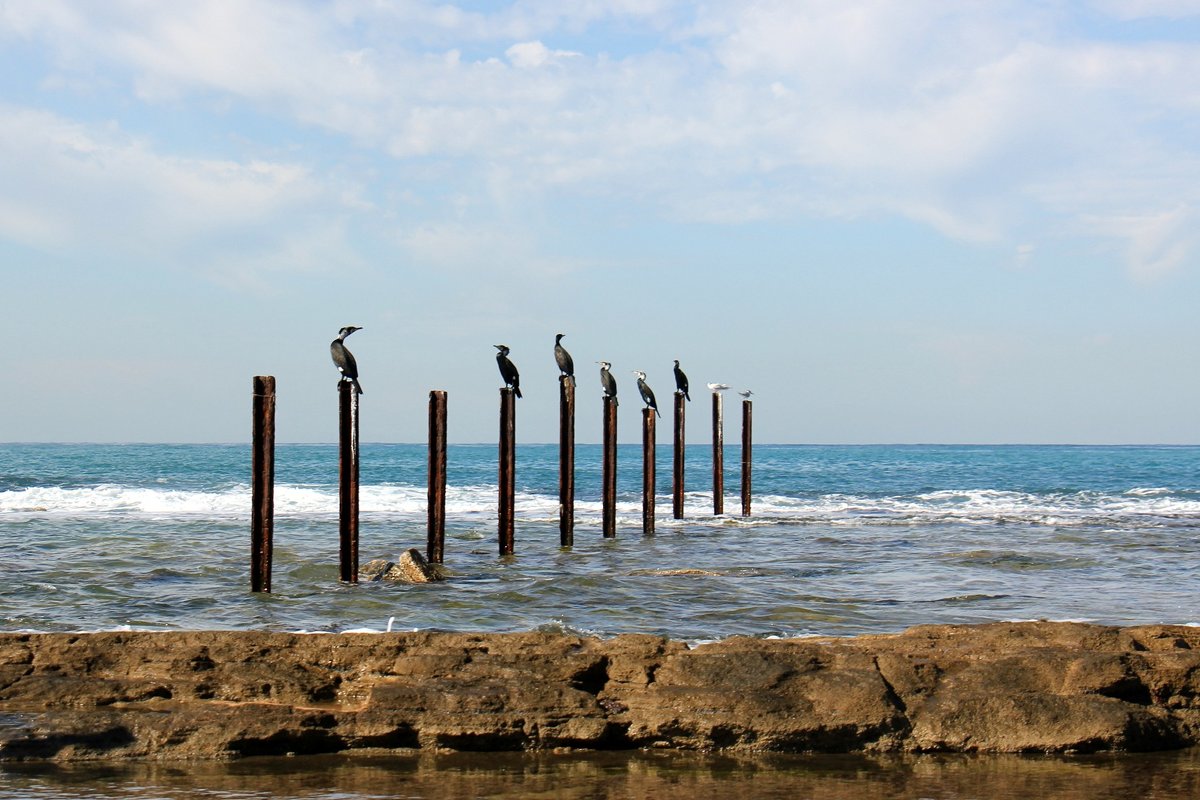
<box><xmin>3</xmin><ymin>622</ymin><xmax>1200</xmax><ymax>761</ymax></box>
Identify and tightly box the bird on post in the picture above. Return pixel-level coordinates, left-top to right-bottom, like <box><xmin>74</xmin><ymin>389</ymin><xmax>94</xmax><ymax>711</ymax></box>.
<box><xmin>707</xmin><ymin>383</ymin><xmax>729</xmax><ymax>392</ymax></box>
<box><xmin>554</xmin><ymin>333</ymin><xmax>575</xmax><ymax>385</ymax></box>
<box><xmin>739</xmin><ymin>389</ymin><xmax>754</xmax><ymax>400</ymax></box>
<box><xmin>330</xmin><ymin>326</ymin><xmax>363</xmax><ymax>394</ymax></box>
<box><xmin>673</xmin><ymin>359</ymin><xmax>690</xmax><ymax>401</ymax></box>
<box><xmin>598</xmin><ymin>361</ymin><xmax>618</xmax><ymax>406</ymax></box>
<box><xmin>633</xmin><ymin>370</ymin><xmax>661</xmax><ymax>418</ymax></box>
<box><xmin>495</xmin><ymin>345</ymin><xmax>522</xmax><ymax>398</ymax></box>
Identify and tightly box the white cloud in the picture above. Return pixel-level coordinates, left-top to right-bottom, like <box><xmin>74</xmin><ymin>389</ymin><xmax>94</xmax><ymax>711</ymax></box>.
<box><xmin>4</xmin><ymin>1</ymin><xmax>1200</xmax><ymax>279</ymax></box>
<box><xmin>0</xmin><ymin>105</ymin><xmax>355</xmax><ymax>285</ymax></box>
<box><xmin>506</xmin><ymin>40</ymin><xmax>580</xmax><ymax>68</ymax></box>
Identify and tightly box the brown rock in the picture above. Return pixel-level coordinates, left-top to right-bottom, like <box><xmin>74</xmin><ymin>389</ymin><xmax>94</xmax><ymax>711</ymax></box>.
<box><xmin>4</xmin><ymin>622</ymin><xmax>1200</xmax><ymax>761</ymax></box>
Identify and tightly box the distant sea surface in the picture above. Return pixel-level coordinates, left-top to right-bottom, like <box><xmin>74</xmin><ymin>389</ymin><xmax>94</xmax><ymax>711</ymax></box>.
<box><xmin>2</xmin><ymin>442</ymin><xmax>1198</xmax><ymax>638</ymax></box>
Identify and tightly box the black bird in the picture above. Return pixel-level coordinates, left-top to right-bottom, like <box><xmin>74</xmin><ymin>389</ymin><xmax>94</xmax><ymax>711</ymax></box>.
<box><xmin>554</xmin><ymin>333</ymin><xmax>575</xmax><ymax>384</ymax></box>
<box><xmin>598</xmin><ymin>361</ymin><xmax>618</xmax><ymax>406</ymax></box>
<box><xmin>495</xmin><ymin>344</ymin><xmax>522</xmax><ymax>398</ymax></box>
<box><xmin>330</xmin><ymin>326</ymin><xmax>363</xmax><ymax>394</ymax></box>
<box><xmin>673</xmin><ymin>359</ymin><xmax>690</xmax><ymax>401</ymax></box>
<box><xmin>633</xmin><ymin>370</ymin><xmax>661</xmax><ymax>418</ymax></box>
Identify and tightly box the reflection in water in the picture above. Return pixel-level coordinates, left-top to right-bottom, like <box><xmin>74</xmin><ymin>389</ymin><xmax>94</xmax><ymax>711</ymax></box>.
<box><xmin>4</xmin><ymin>749</ymin><xmax>1200</xmax><ymax>799</ymax></box>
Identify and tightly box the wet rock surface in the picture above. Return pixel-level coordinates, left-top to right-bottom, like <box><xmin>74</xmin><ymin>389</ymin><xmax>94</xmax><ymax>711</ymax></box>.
<box><xmin>3</xmin><ymin>622</ymin><xmax>1200</xmax><ymax>761</ymax></box>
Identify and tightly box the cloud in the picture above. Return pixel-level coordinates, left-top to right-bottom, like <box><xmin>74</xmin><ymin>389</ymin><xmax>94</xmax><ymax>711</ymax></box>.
<box><xmin>505</xmin><ymin>40</ymin><xmax>581</xmax><ymax>68</ymax></box>
<box><xmin>0</xmin><ymin>104</ymin><xmax>356</xmax><ymax>285</ymax></box>
<box><xmin>4</xmin><ymin>1</ymin><xmax>1199</xmax><ymax>279</ymax></box>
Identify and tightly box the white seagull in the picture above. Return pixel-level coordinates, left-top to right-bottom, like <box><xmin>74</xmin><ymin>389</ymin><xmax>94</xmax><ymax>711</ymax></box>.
<box><xmin>707</xmin><ymin>383</ymin><xmax>729</xmax><ymax>392</ymax></box>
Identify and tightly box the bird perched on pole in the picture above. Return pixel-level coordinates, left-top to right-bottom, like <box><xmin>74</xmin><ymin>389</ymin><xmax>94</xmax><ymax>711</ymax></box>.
<box><xmin>598</xmin><ymin>361</ymin><xmax>618</xmax><ymax>406</ymax></box>
<box><xmin>554</xmin><ymin>333</ymin><xmax>575</xmax><ymax>385</ymax></box>
<box><xmin>707</xmin><ymin>383</ymin><xmax>729</xmax><ymax>392</ymax></box>
<box><xmin>673</xmin><ymin>359</ymin><xmax>690</xmax><ymax>401</ymax></box>
<box><xmin>739</xmin><ymin>389</ymin><xmax>754</xmax><ymax>400</ymax></box>
<box><xmin>495</xmin><ymin>345</ymin><xmax>522</xmax><ymax>398</ymax></box>
<box><xmin>330</xmin><ymin>326</ymin><xmax>363</xmax><ymax>394</ymax></box>
<box><xmin>633</xmin><ymin>371</ymin><xmax>661</xmax><ymax>418</ymax></box>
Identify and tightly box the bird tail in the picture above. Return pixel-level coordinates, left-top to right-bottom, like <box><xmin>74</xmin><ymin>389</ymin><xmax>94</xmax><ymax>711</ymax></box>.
<box><xmin>515</xmin><ymin>386</ymin><xmax>523</xmax><ymax>399</ymax></box>
<box><xmin>685</xmin><ymin>391</ymin><xmax>690</xmax><ymax>401</ymax></box>
<box><xmin>656</xmin><ymin>407</ymin><xmax>661</xmax><ymax>418</ymax></box>
<box><xmin>354</xmin><ymin>378</ymin><xmax>363</xmax><ymax>395</ymax></box>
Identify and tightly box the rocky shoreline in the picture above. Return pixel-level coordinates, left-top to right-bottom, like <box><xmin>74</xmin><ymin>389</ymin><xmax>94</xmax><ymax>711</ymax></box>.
<box><xmin>3</xmin><ymin>621</ymin><xmax>1200</xmax><ymax>761</ymax></box>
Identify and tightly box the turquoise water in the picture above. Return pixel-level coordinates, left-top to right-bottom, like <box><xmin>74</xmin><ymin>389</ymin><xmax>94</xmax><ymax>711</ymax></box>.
<box><xmin>1</xmin><ymin>443</ymin><xmax>1197</xmax><ymax>638</ymax></box>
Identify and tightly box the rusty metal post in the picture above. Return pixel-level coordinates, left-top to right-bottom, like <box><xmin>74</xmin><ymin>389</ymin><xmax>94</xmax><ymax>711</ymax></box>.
<box><xmin>712</xmin><ymin>391</ymin><xmax>724</xmax><ymax>515</ymax></box>
<box><xmin>741</xmin><ymin>398</ymin><xmax>752</xmax><ymax>517</ymax></box>
<box><xmin>338</xmin><ymin>380</ymin><xmax>360</xmax><ymax>583</ymax></box>
<box><xmin>643</xmin><ymin>407</ymin><xmax>656</xmax><ymax>535</ymax></box>
<box><xmin>427</xmin><ymin>390</ymin><xmax>447</xmax><ymax>564</ymax></box>
<box><xmin>251</xmin><ymin>375</ymin><xmax>275</xmax><ymax>593</ymax></box>
<box><xmin>602</xmin><ymin>396</ymin><xmax>617</xmax><ymax>538</ymax></box>
<box><xmin>673</xmin><ymin>391</ymin><xmax>685</xmax><ymax>519</ymax></box>
<box><xmin>498</xmin><ymin>387</ymin><xmax>515</xmax><ymax>555</ymax></box>
<box><xmin>559</xmin><ymin>376</ymin><xmax>575</xmax><ymax>547</ymax></box>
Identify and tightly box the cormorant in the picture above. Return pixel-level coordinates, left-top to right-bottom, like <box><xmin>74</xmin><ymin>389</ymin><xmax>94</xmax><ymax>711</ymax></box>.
<box><xmin>330</xmin><ymin>326</ymin><xmax>363</xmax><ymax>394</ymax></box>
<box><xmin>738</xmin><ymin>389</ymin><xmax>754</xmax><ymax>400</ymax></box>
<box><xmin>495</xmin><ymin>345</ymin><xmax>522</xmax><ymax>398</ymax></box>
<box><xmin>707</xmin><ymin>383</ymin><xmax>729</xmax><ymax>392</ymax></box>
<box><xmin>598</xmin><ymin>361</ymin><xmax>618</xmax><ymax>406</ymax></box>
<box><xmin>554</xmin><ymin>333</ymin><xmax>575</xmax><ymax>385</ymax></box>
<box><xmin>673</xmin><ymin>359</ymin><xmax>690</xmax><ymax>401</ymax></box>
<box><xmin>633</xmin><ymin>370</ymin><xmax>661</xmax><ymax>418</ymax></box>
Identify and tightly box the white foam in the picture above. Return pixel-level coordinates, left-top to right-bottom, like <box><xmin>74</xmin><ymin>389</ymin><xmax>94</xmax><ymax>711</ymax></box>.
<box><xmin>3</xmin><ymin>483</ymin><xmax>1198</xmax><ymax>527</ymax></box>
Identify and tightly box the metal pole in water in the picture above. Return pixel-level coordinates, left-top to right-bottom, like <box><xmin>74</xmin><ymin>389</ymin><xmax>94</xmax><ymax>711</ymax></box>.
<box><xmin>602</xmin><ymin>395</ymin><xmax>618</xmax><ymax>538</ymax></box>
<box><xmin>673</xmin><ymin>391</ymin><xmax>685</xmax><ymax>520</ymax></box>
<box><xmin>712</xmin><ymin>391</ymin><xmax>724</xmax><ymax>515</ymax></box>
<box><xmin>559</xmin><ymin>376</ymin><xmax>575</xmax><ymax>547</ymax></box>
<box><xmin>427</xmin><ymin>390</ymin><xmax>447</xmax><ymax>564</ymax></box>
<box><xmin>741</xmin><ymin>398</ymin><xmax>753</xmax><ymax>517</ymax></box>
<box><xmin>251</xmin><ymin>375</ymin><xmax>275</xmax><ymax>593</ymax></box>
<box><xmin>643</xmin><ymin>406</ymin><xmax>656</xmax><ymax>535</ymax></box>
<box><xmin>498</xmin><ymin>387</ymin><xmax>516</xmax><ymax>555</ymax></box>
<box><xmin>338</xmin><ymin>380</ymin><xmax>360</xmax><ymax>583</ymax></box>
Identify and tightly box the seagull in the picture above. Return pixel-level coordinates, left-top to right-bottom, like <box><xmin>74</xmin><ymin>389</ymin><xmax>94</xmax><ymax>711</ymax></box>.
<box><xmin>673</xmin><ymin>360</ymin><xmax>690</xmax><ymax>401</ymax></box>
<box><xmin>554</xmin><ymin>333</ymin><xmax>575</xmax><ymax>385</ymax></box>
<box><xmin>738</xmin><ymin>389</ymin><xmax>754</xmax><ymax>400</ymax></box>
<box><xmin>633</xmin><ymin>370</ymin><xmax>661</xmax><ymax>418</ymax></box>
<box><xmin>707</xmin><ymin>383</ymin><xmax>729</xmax><ymax>392</ymax></box>
<box><xmin>330</xmin><ymin>326</ymin><xmax>363</xmax><ymax>394</ymax></box>
<box><xmin>598</xmin><ymin>361</ymin><xmax>618</xmax><ymax>405</ymax></box>
<box><xmin>495</xmin><ymin>345</ymin><xmax>522</xmax><ymax>398</ymax></box>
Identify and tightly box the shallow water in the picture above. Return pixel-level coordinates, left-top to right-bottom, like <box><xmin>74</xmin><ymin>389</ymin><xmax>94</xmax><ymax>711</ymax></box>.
<box><xmin>1</xmin><ymin>443</ymin><xmax>1198</xmax><ymax>638</ymax></box>
<box><xmin>4</xmin><ymin>749</ymin><xmax>1200</xmax><ymax>799</ymax></box>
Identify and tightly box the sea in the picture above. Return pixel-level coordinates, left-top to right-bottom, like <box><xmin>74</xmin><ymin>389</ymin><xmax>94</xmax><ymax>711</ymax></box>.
<box><xmin>2</xmin><ymin>442</ymin><xmax>1199</xmax><ymax>798</ymax></box>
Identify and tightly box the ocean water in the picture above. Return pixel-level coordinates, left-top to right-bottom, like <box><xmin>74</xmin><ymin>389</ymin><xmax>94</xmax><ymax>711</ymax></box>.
<box><xmin>0</xmin><ymin>442</ymin><xmax>1197</xmax><ymax>638</ymax></box>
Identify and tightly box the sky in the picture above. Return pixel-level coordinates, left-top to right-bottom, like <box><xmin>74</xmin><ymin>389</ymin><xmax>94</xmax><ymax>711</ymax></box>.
<box><xmin>1</xmin><ymin>0</ymin><xmax>1198</xmax><ymax>445</ymax></box>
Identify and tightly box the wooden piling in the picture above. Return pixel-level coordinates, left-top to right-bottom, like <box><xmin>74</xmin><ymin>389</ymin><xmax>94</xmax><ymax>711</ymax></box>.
<box><xmin>250</xmin><ymin>375</ymin><xmax>275</xmax><ymax>593</ymax></box>
<box><xmin>673</xmin><ymin>391</ymin><xmax>685</xmax><ymax>519</ymax></box>
<box><xmin>338</xmin><ymin>380</ymin><xmax>360</xmax><ymax>583</ymax></box>
<box><xmin>712</xmin><ymin>391</ymin><xmax>724</xmax><ymax>515</ymax></box>
<box><xmin>602</xmin><ymin>396</ymin><xmax>618</xmax><ymax>538</ymax></box>
<box><xmin>643</xmin><ymin>407</ymin><xmax>656</xmax><ymax>535</ymax></box>
<box><xmin>741</xmin><ymin>398</ymin><xmax>753</xmax><ymax>517</ymax></box>
<box><xmin>427</xmin><ymin>390</ymin><xmax>447</xmax><ymax>564</ymax></box>
<box><xmin>498</xmin><ymin>387</ymin><xmax>516</xmax><ymax>555</ymax></box>
<box><xmin>559</xmin><ymin>376</ymin><xmax>575</xmax><ymax>547</ymax></box>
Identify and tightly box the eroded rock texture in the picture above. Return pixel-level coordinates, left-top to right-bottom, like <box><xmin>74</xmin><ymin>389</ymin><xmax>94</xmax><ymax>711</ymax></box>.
<box><xmin>3</xmin><ymin>622</ymin><xmax>1200</xmax><ymax>761</ymax></box>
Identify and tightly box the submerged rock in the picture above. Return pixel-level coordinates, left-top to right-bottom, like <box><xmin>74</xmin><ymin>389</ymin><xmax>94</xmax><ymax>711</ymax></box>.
<box><xmin>362</xmin><ymin>549</ymin><xmax>444</xmax><ymax>584</ymax></box>
<box><xmin>3</xmin><ymin>622</ymin><xmax>1200</xmax><ymax>761</ymax></box>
